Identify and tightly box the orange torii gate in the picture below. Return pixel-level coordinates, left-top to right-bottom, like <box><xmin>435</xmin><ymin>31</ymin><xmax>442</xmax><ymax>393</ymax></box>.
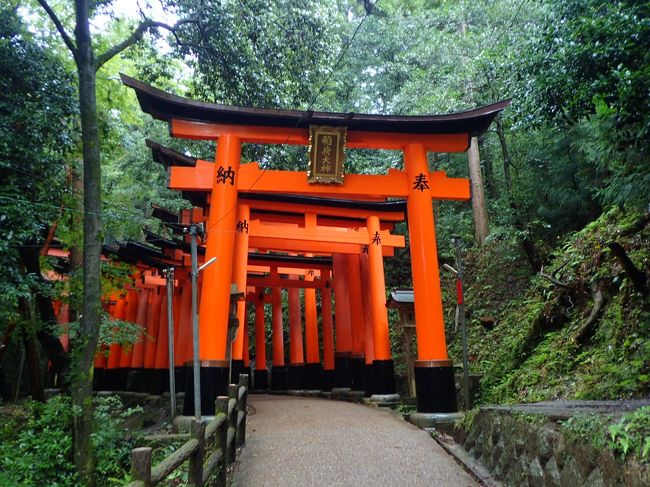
<box><xmin>146</xmin><ymin>147</ymin><xmax>410</xmax><ymax>402</ymax></box>
<box><xmin>178</xmin><ymin>192</ymin><xmax>407</xmax><ymax>408</ymax></box>
<box><xmin>123</xmin><ymin>74</ymin><xmax>509</xmax><ymax>415</ymax></box>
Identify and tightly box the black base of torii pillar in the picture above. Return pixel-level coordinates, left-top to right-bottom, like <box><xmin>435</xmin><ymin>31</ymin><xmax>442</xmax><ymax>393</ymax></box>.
<box><xmin>182</xmin><ymin>362</ymin><xmax>229</xmax><ymax>416</ymax></box>
<box><xmin>414</xmin><ymin>360</ymin><xmax>458</xmax><ymax>413</ymax></box>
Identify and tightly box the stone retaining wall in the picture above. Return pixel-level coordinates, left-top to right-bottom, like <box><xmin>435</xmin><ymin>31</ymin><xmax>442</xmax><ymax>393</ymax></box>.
<box><xmin>451</xmin><ymin>406</ymin><xmax>649</xmax><ymax>487</ymax></box>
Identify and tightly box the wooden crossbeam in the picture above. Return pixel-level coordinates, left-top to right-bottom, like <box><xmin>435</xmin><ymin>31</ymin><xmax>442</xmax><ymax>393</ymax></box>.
<box><xmin>169</xmin><ymin>161</ymin><xmax>470</xmax><ymax>200</ymax></box>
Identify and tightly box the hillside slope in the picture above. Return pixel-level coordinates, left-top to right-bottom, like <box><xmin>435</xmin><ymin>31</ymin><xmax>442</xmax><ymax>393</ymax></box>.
<box><xmin>447</xmin><ymin>209</ymin><xmax>649</xmax><ymax>404</ymax></box>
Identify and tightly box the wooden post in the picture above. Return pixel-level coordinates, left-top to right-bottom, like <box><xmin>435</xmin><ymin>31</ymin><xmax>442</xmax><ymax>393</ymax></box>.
<box><xmin>188</xmin><ymin>419</ymin><xmax>205</xmax><ymax>486</ymax></box>
<box><xmin>402</xmin><ymin>311</ymin><xmax>416</xmax><ymax>398</ymax></box>
<box><xmin>228</xmin><ymin>383</ymin><xmax>238</xmax><ymax>463</ymax></box>
<box><xmin>131</xmin><ymin>447</ymin><xmax>152</xmax><ymax>487</ymax></box>
<box><xmin>236</xmin><ymin>374</ymin><xmax>248</xmax><ymax>447</ymax></box>
<box><xmin>215</xmin><ymin>395</ymin><xmax>229</xmax><ymax>487</ymax></box>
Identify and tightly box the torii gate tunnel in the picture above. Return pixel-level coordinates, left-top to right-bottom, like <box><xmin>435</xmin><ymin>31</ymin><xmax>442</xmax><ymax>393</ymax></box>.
<box><xmin>120</xmin><ymin>74</ymin><xmax>509</xmax><ymax>414</ymax></box>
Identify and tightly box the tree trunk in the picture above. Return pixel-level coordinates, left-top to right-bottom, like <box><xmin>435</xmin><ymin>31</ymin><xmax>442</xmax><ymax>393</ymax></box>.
<box><xmin>468</xmin><ymin>136</ymin><xmax>489</xmax><ymax>244</ymax></box>
<box><xmin>72</xmin><ymin>1</ymin><xmax>102</xmax><ymax>484</ymax></box>
<box><xmin>68</xmin><ymin>159</ymin><xmax>84</xmax><ymax>322</ymax></box>
<box><xmin>18</xmin><ymin>245</ymin><xmax>70</xmax><ymax>384</ymax></box>
<box><xmin>495</xmin><ymin>117</ymin><xmax>512</xmax><ymax>193</ymax></box>
<box><xmin>18</xmin><ymin>297</ymin><xmax>45</xmax><ymax>402</ymax></box>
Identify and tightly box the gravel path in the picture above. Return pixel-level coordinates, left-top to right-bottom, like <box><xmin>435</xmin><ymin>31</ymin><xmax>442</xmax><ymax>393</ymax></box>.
<box><xmin>232</xmin><ymin>394</ymin><xmax>477</xmax><ymax>487</ymax></box>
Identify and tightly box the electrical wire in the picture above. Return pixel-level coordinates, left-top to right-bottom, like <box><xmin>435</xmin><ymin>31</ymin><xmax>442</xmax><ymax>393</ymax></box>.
<box><xmin>200</xmin><ymin>0</ymin><xmax>381</xmax><ymax>235</ymax></box>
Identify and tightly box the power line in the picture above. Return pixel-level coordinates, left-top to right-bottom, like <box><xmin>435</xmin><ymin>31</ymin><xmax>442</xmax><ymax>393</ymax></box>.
<box><xmin>202</xmin><ymin>0</ymin><xmax>381</xmax><ymax>235</ymax></box>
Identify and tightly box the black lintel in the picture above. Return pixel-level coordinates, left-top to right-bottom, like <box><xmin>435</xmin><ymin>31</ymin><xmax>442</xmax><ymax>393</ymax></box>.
<box><xmin>240</xmin><ymin>192</ymin><xmax>407</xmax><ymax>213</ymax></box>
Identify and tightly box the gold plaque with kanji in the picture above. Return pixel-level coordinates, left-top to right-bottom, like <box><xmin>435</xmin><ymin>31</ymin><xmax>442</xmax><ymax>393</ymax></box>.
<box><xmin>308</xmin><ymin>125</ymin><xmax>346</xmax><ymax>184</ymax></box>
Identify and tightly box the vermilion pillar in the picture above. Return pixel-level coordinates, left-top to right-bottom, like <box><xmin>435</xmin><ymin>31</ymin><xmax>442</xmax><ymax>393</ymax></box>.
<box><xmin>253</xmin><ymin>288</ymin><xmax>268</xmax><ymax>390</ymax></box>
<box><xmin>320</xmin><ymin>273</ymin><xmax>336</xmax><ymax>391</ymax></box>
<box><xmin>366</xmin><ymin>215</ymin><xmax>397</xmax><ymax>396</ymax></box>
<box><xmin>172</xmin><ymin>280</ymin><xmax>184</xmax><ymax>391</ymax></box>
<box><xmin>304</xmin><ymin>264</ymin><xmax>321</xmax><ymax>390</ymax></box>
<box><xmin>130</xmin><ymin>288</ymin><xmax>150</xmax><ymax>392</ymax></box>
<box><xmin>176</xmin><ymin>281</ymin><xmax>191</xmax><ymax>365</ymax></box>
<box><xmin>404</xmin><ymin>143</ymin><xmax>457</xmax><ymax>413</ymax></box>
<box><xmin>187</xmin><ymin>133</ymin><xmax>241</xmax><ymax>415</ymax></box>
<box><xmin>118</xmin><ymin>290</ymin><xmax>139</xmax><ymax>388</ymax></box>
<box><xmin>332</xmin><ymin>253</ymin><xmax>352</xmax><ymax>389</ymax></box>
<box><xmin>243</xmin><ymin>306</ymin><xmax>250</xmax><ymax>370</ymax></box>
<box><xmin>151</xmin><ymin>293</ymin><xmax>170</xmax><ymax>395</ymax></box>
<box><xmin>143</xmin><ymin>289</ymin><xmax>162</xmax><ymax>386</ymax></box>
<box><xmin>270</xmin><ymin>267</ymin><xmax>287</xmax><ymax>391</ymax></box>
<box><xmin>347</xmin><ymin>254</ymin><xmax>366</xmax><ymax>392</ymax></box>
<box><xmin>106</xmin><ymin>296</ymin><xmax>126</xmax><ymax>390</ymax></box>
<box><xmin>359</xmin><ymin>253</ymin><xmax>375</xmax><ymax>396</ymax></box>
<box><xmin>287</xmin><ymin>276</ymin><xmax>305</xmax><ymax>390</ymax></box>
<box><xmin>231</xmin><ymin>203</ymin><xmax>250</xmax><ymax>383</ymax></box>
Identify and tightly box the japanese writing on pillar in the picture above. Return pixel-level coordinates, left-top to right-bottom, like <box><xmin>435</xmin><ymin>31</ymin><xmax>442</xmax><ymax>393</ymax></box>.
<box><xmin>371</xmin><ymin>231</ymin><xmax>382</xmax><ymax>246</ymax></box>
<box><xmin>236</xmin><ymin>219</ymin><xmax>248</xmax><ymax>234</ymax></box>
<box><xmin>216</xmin><ymin>165</ymin><xmax>235</xmax><ymax>186</ymax></box>
<box><xmin>308</xmin><ymin>125</ymin><xmax>346</xmax><ymax>184</ymax></box>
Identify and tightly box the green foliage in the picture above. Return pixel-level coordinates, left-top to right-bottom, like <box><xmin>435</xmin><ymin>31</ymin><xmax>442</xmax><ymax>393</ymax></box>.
<box><xmin>558</xmin><ymin>407</ymin><xmax>650</xmax><ymax>460</ymax></box>
<box><xmin>0</xmin><ymin>5</ymin><xmax>77</xmax><ymax>323</ymax></box>
<box><xmin>560</xmin><ymin>414</ymin><xmax>608</xmax><ymax>451</ymax></box>
<box><xmin>0</xmin><ymin>396</ymin><xmax>78</xmax><ymax>486</ymax></box>
<box><xmin>514</xmin><ymin>0</ymin><xmax>650</xmax><ymax>209</ymax></box>
<box><xmin>608</xmin><ymin>407</ymin><xmax>650</xmax><ymax>459</ymax></box>
<box><xmin>92</xmin><ymin>396</ymin><xmax>141</xmax><ymax>482</ymax></box>
<box><xmin>0</xmin><ymin>395</ymin><xmax>138</xmax><ymax>486</ymax></box>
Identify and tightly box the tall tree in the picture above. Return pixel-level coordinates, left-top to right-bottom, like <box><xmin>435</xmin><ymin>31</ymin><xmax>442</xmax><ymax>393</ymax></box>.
<box><xmin>35</xmin><ymin>1</ymin><xmax>193</xmax><ymax>483</ymax></box>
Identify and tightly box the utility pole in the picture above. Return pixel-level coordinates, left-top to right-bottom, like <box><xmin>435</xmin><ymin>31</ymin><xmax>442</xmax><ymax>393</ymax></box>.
<box><xmin>164</xmin><ymin>267</ymin><xmax>176</xmax><ymax>420</ymax></box>
<box><xmin>452</xmin><ymin>236</ymin><xmax>470</xmax><ymax>409</ymax></box>
<box><xmin>188</xmin><ymin>223</ymin><xmax>203</xmax><ymax>419</ymax></box>
<box><xmin>185</xmin><ymin>222</ymin><xmax>216</xmax><ymax>420</ymax></box>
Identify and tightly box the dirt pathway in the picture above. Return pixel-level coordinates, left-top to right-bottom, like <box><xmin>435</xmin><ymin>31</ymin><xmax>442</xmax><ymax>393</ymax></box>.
<box><xmin>232</xmin><ymin>394</ymin><xmax>477</xmax><ymax>487</ymax></box>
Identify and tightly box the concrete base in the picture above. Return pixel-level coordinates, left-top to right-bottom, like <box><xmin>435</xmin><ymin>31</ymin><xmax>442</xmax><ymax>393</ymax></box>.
<box><xmin>302</xmin><ymin>390</ymin><xmax>321</xmax><ymax>397</ymax></box>
<box><xmin>368</xmin><ymin>393</ymin><xmax>401</xmax><ymax>407</ymax></box>
<box><xmin>286</xmin><ymin>389</ymin><xmax>306</xmax><ymax>396</ymax></box>
<box><xmin>319</xmin><ymin>391</ymin><xmax>332</xmax><ymax>399</ymax></box>
<box><xmin>330</xmin><ymin>387</ymin><xmax>351</xmax><ymax>400</ymax></box>
<box><xmin>407</xmin><ymin>412</ymin><xmax>464</xmax><ymax>430</ymax></box>
<box><xmin>343</xmin><ymin>390</ymin><xmax>365</xmax><ymax>403</ymax></box>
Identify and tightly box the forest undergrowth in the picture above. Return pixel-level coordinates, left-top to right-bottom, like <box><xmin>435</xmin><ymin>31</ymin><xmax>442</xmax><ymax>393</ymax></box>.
<box><xmin>446</xmin><ymin>208</ymin><xmax>649</xmax><ymax>405</ymax></box>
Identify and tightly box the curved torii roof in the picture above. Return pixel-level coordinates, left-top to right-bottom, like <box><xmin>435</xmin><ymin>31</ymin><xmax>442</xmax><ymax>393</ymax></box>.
<box><xmin>121</xmin><ymin>74</ymin><xmax>510</xmax><ymax>137</ymax></box>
